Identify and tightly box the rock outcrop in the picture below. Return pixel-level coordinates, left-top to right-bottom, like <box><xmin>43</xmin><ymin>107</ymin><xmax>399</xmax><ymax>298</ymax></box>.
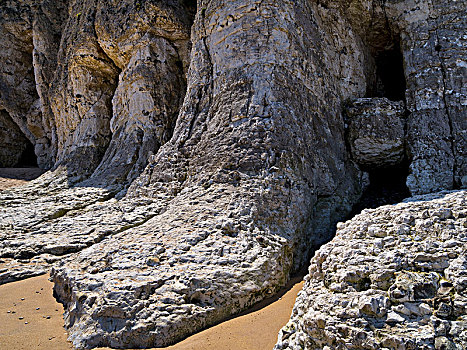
<box><xmin>0</xmin><ymin>0</ymin><xmax>466</xmax><ymax>348</ymax></box>
<box><xmin>275</xmin><ymin>190</ymin><xmax>467</xmax><ymax>350</ymax></box>
<box><xmin>346</xmin><ymin>98</ymin><xmax>406</xmax><ymax>169</ymax></box>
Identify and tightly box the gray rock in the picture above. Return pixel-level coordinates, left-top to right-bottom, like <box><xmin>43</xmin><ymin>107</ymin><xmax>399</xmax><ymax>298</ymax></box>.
<box><xmin>275</xmin><ymin>191</ymin><xmax>467</xmax><ymax>350</ymax></box>
<box><xmin>346</xmin><ymin>97</ymin><xmax>406</xmax><ymax>169</ymax></box>
<box><xmin>0</xmin><ymin>0</ymin><xmax>465</xmax><ymax>349</ymax></box>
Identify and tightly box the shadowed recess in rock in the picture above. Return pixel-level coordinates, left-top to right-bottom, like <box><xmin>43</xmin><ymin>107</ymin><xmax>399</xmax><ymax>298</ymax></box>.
<box><xmin>0</xmin><ymin>109</ymin><xmax>38</xmax><ymax>167</ymax></box>
<box><xmin>16</xmin><ymin>140</ymin><xmax>38</xmax><ymax>167</ymax></box>
<box><xmin>350</xmin><ymin>162</ymin><xmax>411</xmax><ymax>217</ymax></box>
<box><xmin>374</xmin><ymin>40</ymin><xmax>407</xmax><ymax>102</ymax></box>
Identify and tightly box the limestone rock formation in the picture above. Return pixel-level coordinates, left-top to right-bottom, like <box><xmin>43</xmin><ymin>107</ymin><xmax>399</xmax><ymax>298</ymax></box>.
<box><xmin>0</xmin><ymin>0</ymin><xmax>466</xmax><ymax>348</ymax></box>
<box><xmin>275</xmin><ymin>190</ymin><xmax>467</xmax><ymax>350</ymax></box>
<box><xmin>346</xmin><ymin>97</ymin><xmax>406</xmax><ymax>169</ymax></box>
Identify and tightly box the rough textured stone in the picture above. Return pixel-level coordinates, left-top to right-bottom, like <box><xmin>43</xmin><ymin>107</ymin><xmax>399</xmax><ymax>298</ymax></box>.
<box><xmin>48</xmin><ymin>0</ymin><xmax>369</xmax><ymax>346</ymax></box>
<box><xmin>0</xmin><ymin>0</ymin><xmax>465</xmax><ymax>349</ymax></box>
<box><xmin>275</xmin><ymin>190</ymin><xmax>467</xmax><ymax>350</ymax></box>
<box><xmin>346</xmin><ymin>97</ymin><xmax>406</xmax><ymax>169</ymax></box>
<box><xmin>387</xmin><ymin>0</ymin><xmax>467</xmax><ymax>194</ymax></box>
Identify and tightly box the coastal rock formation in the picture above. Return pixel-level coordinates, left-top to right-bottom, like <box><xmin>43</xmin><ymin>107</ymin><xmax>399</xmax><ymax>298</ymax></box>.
<box><xmin>275</xmin><ymin>190</ymin><xmax>467</xmax><ymax>350</ymax></box>
<box><xmin>0</xmin><ymin>0</ymin><xmax>466</xmax><ymax>348</ymax></box>
<box><xmin>346</xmin><ymin>98</ymin><xmax>406</xmax><ymax>169</ymax></box>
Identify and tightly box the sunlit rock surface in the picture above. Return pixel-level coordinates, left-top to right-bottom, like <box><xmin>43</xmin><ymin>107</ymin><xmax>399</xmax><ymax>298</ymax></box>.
<box><xmin>276</xmin><ymin>190</ymin><xmax>467</xmax><ymax>350</ymax></box>
<box><xmin>0</xmin><ymin>0</ymin><xmax>465</xmax><ymax>348</ymax></box>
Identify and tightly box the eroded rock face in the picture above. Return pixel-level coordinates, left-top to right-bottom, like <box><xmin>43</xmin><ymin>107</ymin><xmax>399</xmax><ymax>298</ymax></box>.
<box><xmin>88</xmin><ymin>0</ymin><xmax>193</xmax><ymax>186</ymax></box>
<box><xmin>387</xmin><ymin>0</ymin><xmax>467</xmax><ymax>194</ymax></box>
<box><xmin>0</xmin><ymin>0</ymin><xmax>466</xmax><ymax>349</ymax></box>
<box><xmin>346</xmin><ymin>97</ymin><xmax>406</xmax><ymax>169</ymax></box>
<box><xmin>48</xmin><ymin>0</ymin><xmax>370</xmax><ymax>347</ymax></box>
<box><xmin>275</xmin><ymin>190</ymin><xmax>467</xmax><ymax>350</ymax></box>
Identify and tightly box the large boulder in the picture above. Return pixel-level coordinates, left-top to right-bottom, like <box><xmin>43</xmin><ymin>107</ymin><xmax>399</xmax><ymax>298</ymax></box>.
<box><xmin>346</xmin><ymin>97</ymin><xmax>406</xmax><ymax>169</ymax></box>
<box><xmin>275</xmin><ymin>190</ymin><xmax>467</xmax><ymax>350</ymax></box>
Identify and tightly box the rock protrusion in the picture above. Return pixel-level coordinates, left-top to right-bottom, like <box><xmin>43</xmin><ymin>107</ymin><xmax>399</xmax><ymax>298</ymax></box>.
<box><xmin>346</xmin><ymin>97</ymin><xmax>406</xmax><ymax>169</ymax></box>
<box><xmin>275</xmin><ymin>190</ymin><xmax>467</xmax><ymax>350</ymax></box>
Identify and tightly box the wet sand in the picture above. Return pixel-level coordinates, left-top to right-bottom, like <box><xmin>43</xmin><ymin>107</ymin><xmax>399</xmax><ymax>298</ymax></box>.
<box><xmin>0</xmin><ymin>275</ymin><xmax>303</xmax><ymax>350</ymax></box>
<box><xmin>0</xmin><ymin>168</ymin><xmax>304</xmax><ymax>350</ymax></box>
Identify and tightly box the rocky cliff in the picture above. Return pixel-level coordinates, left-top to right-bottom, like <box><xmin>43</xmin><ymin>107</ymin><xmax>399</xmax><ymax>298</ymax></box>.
<box><xmin>0</xmin><ymin>0</ymin><xmax>465</xmax><ymax>348</ymax></box>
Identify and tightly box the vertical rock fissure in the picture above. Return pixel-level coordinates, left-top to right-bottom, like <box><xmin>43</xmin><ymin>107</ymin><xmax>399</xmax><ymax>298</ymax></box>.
<box><xmin>349</xmin><ymin>28</ymin><xmax>411</xmax><ymax>215</ymax></box>
<box><xmin>185</xmin><ymin>6</ymin><xmax>213</xmax><ymax>144</ymax></box>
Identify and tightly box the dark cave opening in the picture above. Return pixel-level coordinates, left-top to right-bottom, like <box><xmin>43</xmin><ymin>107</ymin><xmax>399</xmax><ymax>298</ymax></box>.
<box><xmin>17</xmin><ymin>139</ymin><xmax>38</xmax><ymax>167</ymax></box>
<box><xmin>350</xmin><ymin>162</ymin><xmax>411</xmax><ymax>217</ymax></box>
<box><xmin>375</xmin><ymin>42</ymin><xmax>407</xmax><ymax>101</ymax></box>
<box><xmin>367</xmin><ymin>36</ymin><xmax>407</xmax><ymax>102</ymax></box>
<box><xmin>183</xmin><ymin>0</ymin><xmax>197</xmax><ymax>18</ymax></box>
<box><xmin>350</xmin><ymin>35</ymin><xmax>410</xmax><ymax>217</ymax></box>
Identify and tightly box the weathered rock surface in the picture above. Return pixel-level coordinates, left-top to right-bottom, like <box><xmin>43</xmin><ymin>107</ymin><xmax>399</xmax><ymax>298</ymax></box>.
<box><xmin>0</xmin><ymin>0</ymin><xmax>60</xmax><ymax>168</ymax></box>
<box><xmin>275</xmin><ymin>190</ymin><xmax>467</xmax><ymax>350</ymax></box>
<box><xmin>346</xmin><ymin>97</ymin><xmax>406</xmax><ymax>169</ymax></box>
<box><xmin>48</xmin><ymin>0</ymin><xmax>370</xmax><ymax>346</ymax></box>
<box><xmin>389</xmin><ymin>0</ymin><xmax>467</xmax><ymax>194</ymax></box>
<box><xmin>0</xmin><ymin>0</ymin><xmax>465</xmax><ymax>349</ymax></box>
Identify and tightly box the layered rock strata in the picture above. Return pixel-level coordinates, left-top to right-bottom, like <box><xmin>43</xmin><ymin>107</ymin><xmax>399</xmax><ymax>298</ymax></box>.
<box><xmin>0</xmin><ymin>0</ymin><xmax>465</xmax><ymax>349</ymax></box>
<box><xmin>275</xmin><ymin>190</ymin><xmax>467</xmax><ymax>350</ymax></box>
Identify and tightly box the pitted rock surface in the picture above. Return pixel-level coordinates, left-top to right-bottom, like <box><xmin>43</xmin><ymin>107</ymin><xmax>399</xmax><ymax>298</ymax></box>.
<box><xmin>346</xmin><ymin>97</ymin><xmax>406</xmax><ymax>169</ymax></box>
<box><xmin>275</xmin><ymin>190</ymin><xmax>467</xmax><ymax>350</ymax></box>
<box><xmin>0</xmin><ymin>0</ymin><xmax>465</xmax><ymax>349</ymax></box>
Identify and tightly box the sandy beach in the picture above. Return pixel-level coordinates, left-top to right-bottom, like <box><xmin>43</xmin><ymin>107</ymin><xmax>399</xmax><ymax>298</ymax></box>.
<box><xmin>0</xmin><ymin>170</ymin><xmax>304</xmax><ymax>350</ymax></box>
<box><xmin>0</xmin><ymin>275</ymin><xmax>303</xmax><ymax>350</ymax></box>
